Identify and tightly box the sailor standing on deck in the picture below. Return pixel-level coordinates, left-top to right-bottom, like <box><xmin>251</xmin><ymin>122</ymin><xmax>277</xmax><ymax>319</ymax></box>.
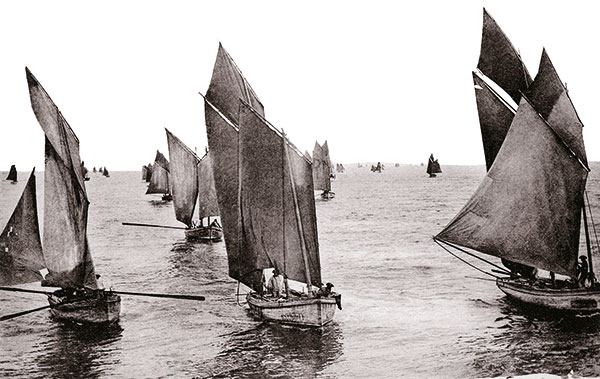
<box><xmin>267</xmin><ymin>269</ymin><xmax>284</xmax><ymax>298</ymax></box>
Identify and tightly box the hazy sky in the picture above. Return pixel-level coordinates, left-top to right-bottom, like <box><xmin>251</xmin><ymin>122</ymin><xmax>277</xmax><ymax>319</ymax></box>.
<box><xmin>0</xmin><ymin>0</ymin><xmax>598</xmax><ymax>170</ymax></box>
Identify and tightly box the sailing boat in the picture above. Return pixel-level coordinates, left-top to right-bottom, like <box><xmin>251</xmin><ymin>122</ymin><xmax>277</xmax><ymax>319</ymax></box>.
<box><xmin>204</xmin><ymin>44</ymin><xmax>340</xmax><ymax>326</ymax></box>
<box><xmin>146</xmin><ymin>150</ymin><xmax>171</xmax><ymax>201</ymax></box>
<box><xmin>146</xmin><ymin>163</ymin><xmax>153</xmax><ymax>182</ymax></box>
<box><xmin>165</xmin><ymin>128</ymin><xmax>222</xmax><ymax>242</ymax></box>
<box><xmin>102</xmin><ymin>167</ymin><xmax>110</xmax><ymax>177</ymax></box>
<box><xmin>434</xmin><ymin>11</ymin><xmax>600</xmax><ymax>312</ymax></box>
<box><xmin>426</xmin><ymin>154</ymin><xmax>442</xmax><ymax>177</ymax></box>
<box><xmin>81</xmin><ymin>161</ymin><xmax>90</xmax><ymax>181</ymax></box>
<box><xmin>5</xmin><ymin>165</ymin><xmax>17</xmax><ymax>183</ymax></box>
<box><xmin>142</xmin><ymin>165</ymin><xmax>148</xmax><ymax>181</ymax></box>
<box><xmin>0</xmin><ymin>169</ymin><xmax>46</xmax><ymax>286</ymax></box>
<box><xmin>312</xmin><ymin>141</ymin><xmax>335</xmax><ymax>200</ymax></box>
<box><xmin>93</xmin><ymin>167</ymin><xmax>97</xmax><ymax>174</ymax></box>
<box><xmin>26</xmin><ymin>67</ymin><xmax>120</xmax><ymax>323</ymax></box>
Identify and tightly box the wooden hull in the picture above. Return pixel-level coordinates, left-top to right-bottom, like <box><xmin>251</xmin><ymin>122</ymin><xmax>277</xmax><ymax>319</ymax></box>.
<box><xmin>247</xmin><ymin>292</ymin><xmax>337</xmax><ymax>327</ymax></box>
<box><xmin>320</xmin><ymin>191</ymin><xmax>335</xmax><ymax>200</ymax></box>
<box><xmin>185</xmin><ymin>226</ymin><xmax>223</xmax><ymax>242</ymax></box>
<box><xmin>162</xmin><ymin>194</ymin><xmax>172</xmax><ymax>201</ymax></box>
<box><xmin>48</xmin><ymin>291</ymin><xmax>121</xmax><ymax>324</ymax></box>
<box><xmin>497</xmin><ymin>278</ymin><xmax>600</xmax><ymax>312</ymax></box>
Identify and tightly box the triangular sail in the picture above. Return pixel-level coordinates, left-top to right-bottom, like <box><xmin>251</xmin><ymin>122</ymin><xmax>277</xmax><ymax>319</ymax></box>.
<box><xmin>146</xmin><ymin>163</ymin><xmax>153</xmax><ymax>182</ymax></box>
<box><xmin>6</xmin><ymin>165</ymin><xmax>17</xmax><ymax>182</ymax></box>
<box><xmin>165</xmin><ymin>129</ymin><xmax>200</xmax><ymax>227</ymax></box>
<box><xmin>477</xmin><ymin>9</ymin><xmax>532</xmax><ymax>104</ymax></box>
<box><xmin>312</xmin><ymin>142</ymin><xmax>331</xmax><ymax>191</ymax></box>
<box><xmin>26</xmin><ymin>68</ymin><xmax>97</xmax><ymax>289</ymax></box>
<box><xmin>197</xmin><ymin>152</ymin><xmax>220</xmax><ymax>221</ymax></box>
<box><xmin>146</xmin><ymin>150</ymin><xmax>170</xmax><ymax>194</ymax></box>
<box><xmin>322</xmin><ymin>141</ymin><xmax>335</xmax><ymax>180</ymax></box>
<box><xmin>239</xmin><ymin>103</ymin><xmax>321</xmax><ymax>290</ymax></box>
<box><xmin>426</xmin><ymin>155</ymin><xmax>442</xmax><ymax>174</ymax></box>
<box><xmin>436</xmin><ymin>98</ymin><xmax>587</xmax><ymax>277</ymax></box>
<box><xmin>0</xmin><ymin>169</ymin><xmax>45</xmax><ymax>285</ymax></box>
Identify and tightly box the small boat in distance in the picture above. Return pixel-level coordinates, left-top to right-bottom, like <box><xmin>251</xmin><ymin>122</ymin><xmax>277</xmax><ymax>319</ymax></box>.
<box><xmin>204</xmin><ymin>43</ymin><xmax>340</xmax><ymax>326</ymax></box>
<box><xmin>5</xmin><ymin>165</ymin><xmax>17</xmax><ymax>183</ymax></box>
<box><xmin>145</xmin><ymin>163</ymin><xmax>153</xmax><ymax>182</ymax></box>
<box><xmin>146</xmin><ymin>151</ymin><xmax>172</xmax><ymax>201</ymax></box>
<box><xmin>81</xmin><ymin>161</ymin><xmax>90</xmax><ymax>181</ymax></box>
<box><xmin>336</xmin><ymin>163</ymin><xmax>345</xmax><ymax>173</ymax></box>
<box><xmin>102</xmin><ymin>167</ymin><xmax>110</xmax><ymax>177</ymax></box>
<box><xmin>426</xmin><ymin>154</ymin><xmax>441</xmax><ymax>177</ymax></box>
<box><xmin>165</xmin><ymin>128</ymin><xmax>222</xmax><ymax>242</ymax></box>
<box><xmin>26</xmin><ymin>67</ymin><xmax>120</xmax><ymax>323</ymax></box>
<box><xmin>371</xmin><ymin>162</ymin><xmax>383</xmax><ymax>173</ymax></box>
<box><xmin>92</xmin><ymin>167</ymin><xmax>97</xmax><ymax>173</ymax></box>
<box><xmin>312</xmin><ymin>141</ymin><xmax>335</xmax><ymax>200</ymax></box>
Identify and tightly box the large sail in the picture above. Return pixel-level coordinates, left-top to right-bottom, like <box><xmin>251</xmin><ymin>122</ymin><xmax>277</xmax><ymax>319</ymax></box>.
<box><xmin>165</xmin><ymin>129</ymin><xmax>200</xmax><ymax>227</ymax></box>
<box><xmin>146</xmin><ymin>150</ymin><xmax>170</xmax><ymax>194</ymax></box>
<box><xmin>239</xmin><ymin>103</ymin><xmax>321</xmax><ymax>290</ymax></box>
<box><xmin>312</xmin><ymin>142</ymin><xmax>330</xmax><ymax>191</ymax></box>
<box><xmin>477</xmin><ymin>9</ymin><xmax>532</xmax><ymax>104</ymax></box>
<box><xmin>0</xmin><ymin>169</ymin><xmax>45</xmax><ymax>285</ymax></box>
<box><xmin>26</xmin><ymin>68</ymin><xmax>97</xmax><ymax>289</ymax></box>
<box><xmin>526</xmin><ymin>49</ymin><xmax>587</xmax><ymax>169</ymax></box>
<box><xmin>206</xmin><ymin>43</ymin><xmax>265</xmax><ymax>126</ymax></box>
<box><xmin>197</xmin><ymin>151</ymin><xmax>220</xmax><ymax>220</ymax></box>
<box><xmin>6</xmin><ymin>165</ymin><xmax>17</xmax><ymax>182</ymax></box>
<box><xmin>426</xmin><ymin>155</ymin><xmax>442</xmax><ymax>175</ymax></box>
<box><xmin>436</xmin><ymin>98</ymin><xmax>587</xmax><ymax>277</ymax></box>
<box><xmin>473</xmin><ymin>72</ymin><xmax>517</xmax><ymax>170</ymax></box>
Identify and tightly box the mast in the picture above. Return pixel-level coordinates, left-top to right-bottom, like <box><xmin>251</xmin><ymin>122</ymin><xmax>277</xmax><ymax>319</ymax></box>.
<box><xmin>283</xmin><ymin>131</ymin><xmax>313</xmax><ymax>296</ymax></box>
<box><xmin>582</xmin><ymin>199</ymin><xmax>594</xmax><ymax>278</ymax></box>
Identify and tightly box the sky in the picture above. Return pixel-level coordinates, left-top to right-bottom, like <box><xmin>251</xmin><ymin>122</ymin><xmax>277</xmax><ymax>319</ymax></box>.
<box><xmin>0</xmin><ymin>0</ymin><xmax>599</xmax><ymax>170</ymax></box>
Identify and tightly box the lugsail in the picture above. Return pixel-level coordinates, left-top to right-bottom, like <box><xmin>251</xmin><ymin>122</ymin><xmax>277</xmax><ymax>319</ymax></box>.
<box><xmin>239</xmin><ymin>102</ymin><xmax>321</xmax><ymax>290</ymax></box>
<box><xmin>477</xmin><ymin>8</ymin><xmax>532</xmax><ymax>104</ymax></box>
<box><xmin>197</xmin><ymin>152</ymin><xmax>220</xmax><ymax>221</ymax></box>
<box><xmin>6</xmin><ymin>165</ymin><xmax>17</xmax><ymax>182</ymax></box>
<box><xmin>0</xmin><ymin>169</ymin><xmax>45</xmax><ymax>286</ymax></box>
<box><xmin>436</xmin><ymin>98</ymin><xmax>587</xmax><ymax>277</ymax></box>
<box><xmin>146</xmin><ymin>150</ymin><xmax>170</xmax><ymax>194</ymax></box>
<box><xmin>26</xmin><ymin>67</ymin><xmax>98</xmax><ymax>289</ymax></box>
<box><xmin>312</xmin><ymin>142</ymin><xmax>331</xmax><ymax>191</ymax></box>
<box><xmin>165</xmin><ymin>129</ymin><xmax>199</xmax><ymax>226</ymax></box>
<box><xmin>426</xmin><ymin>154</ymin><xmax>442</xmax><ymax>175</ymax></box>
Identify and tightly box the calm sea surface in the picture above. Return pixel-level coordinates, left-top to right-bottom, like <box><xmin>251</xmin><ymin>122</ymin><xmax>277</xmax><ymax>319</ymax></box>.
<box><xmin>2</xmin><ymin>166</ymin><xmax>600</xmax><ymax>378</ymax></box>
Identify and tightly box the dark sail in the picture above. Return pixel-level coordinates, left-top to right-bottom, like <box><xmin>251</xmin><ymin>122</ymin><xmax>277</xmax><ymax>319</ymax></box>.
<box><xmin>473</xmin><ymin>72</ymin><xmax>516</xmax><ymax>170</ymax></box>
<box><xmin>146</xmin><ymin>163</ymin><xmax>153</xmax><ymax>182</ymax></box>
<box><xmin>6</xmin><ymin>165</ymin><xmax>17</xmax><ymax>182</ymax></box>
<box><xmin>146</xmin><ymin>150</ymin><xmax>170</xmax><ymax>194</ymax></box>
<box><xmin>239</xmin><ymin>102</ymin><xmax>321</xmax><ymax>289</ymax></box>
<box><xmin>103</xmin><ymin>167</ymin><xmax>109</xmax><ymax>177</ymax></box>
<box><xmin>426</xmin><ymin>154</ymin><xmax>442</xmax><ymax>175</ymax></box>
<box><xmin>142</xmin><ymin>165</ymin><xmax>148</xmax><ymax>180</ymax></box>
<box><xmin>197</xmin><ymin>152</ymin><xmax>220</xmax><ymax>220</ymax></box>
<box><xmin>206</xmin><ymin>43</ymin><xmax>265</xmax><ymax>126</ymax></box>
<box><xmin>165</xmin><ymin>129</ymin><xmax>199</xmax><ymax>227</ymax></box>
<box><xmin>312</xmin><ymin>142</ymin><xmax>331</xmax><ymax>191</ymax></box>
<box><xmin>477</xmin><ymin>9</ymin><xmax>532</xmax><ymax>104</ymax></box>
<box><xmin>26</xmin><ymin>67</ymin><xmax>98</xmax><ymax>289</ymax></box>
<box><xmin>0</xmin><ymin>169</ymin><xmax>45</xmax><ymax>285</ymax></box>
<box><xmin>436</xmin><ymin>98</ymin><xmax>587</xmax><ymax>277</ymax></box>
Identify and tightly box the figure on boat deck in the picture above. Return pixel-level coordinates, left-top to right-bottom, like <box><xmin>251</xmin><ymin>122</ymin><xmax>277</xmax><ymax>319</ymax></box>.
<box><xmin>501</xmin><ymin>258</ymin><xmax>537</xmax><ymax>280</ymax></box>
<box><xmin>267</xmin><ymin>269</ymin><xmax>285</xmax><ymax>298</ymax></box>
<box><xmin>577</xmin><ymin>256</ymin><xmax>589</xmax><ymax>287</ymax></box>
<box><xmin>316</xmin><ymin>282</ymin><xmax>334</xmax><ymax>298</ymax></box>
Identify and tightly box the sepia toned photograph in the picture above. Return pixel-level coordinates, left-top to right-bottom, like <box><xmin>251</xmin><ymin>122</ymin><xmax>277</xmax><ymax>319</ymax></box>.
<box><xmin>1</xmin><ymin>1</ymin><xmax>600</xmax><ymax>378</ymax></box>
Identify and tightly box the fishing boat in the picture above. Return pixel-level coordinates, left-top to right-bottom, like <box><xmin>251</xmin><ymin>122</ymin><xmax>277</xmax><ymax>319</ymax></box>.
<box><xmin>204</xmin><ymin>43</ymin><xmax>340</xmax><ymax>326</ymax></box>
<box><xmin>146</xmin><ymin>150</ymin><xmax>172</xmax><ymax>201</ymax></box>
<box><xmin>165</xmin><ymin>128</ymin><xmax>222</xmax><ymax>242</ymax></box>
<box><xmin>146</xmin><ymin>163</ymin><xmax>153</xmax><ymax>182</ymax></box>
<box><xmin>102</xmin><ymin>167</ymin><xmax>110</xmax><ymax>178</ymax></box>
<box><xmin>336</xmin><ymin>163</ymin><xmax>345</xmax><ymax>173</ymax></box>
<box><xmin>312</xmin><ymin>141</ymin><xmax>335</xmax><ymax>200</ymax></box>
<box><xmin>26</xmin><ymin>67</ymin><xmax>120</xmax><ymax>323</ymax></box>
<box><xmin>426</xmin><ymin>154</ymin><xmax>441</xmax><ymax>177</ymax></box>
<box><xmin>81</xmin><ymin>161</ymin><xmax>90</xmax><ymax>181</ymax></box>
<box><xmin>142</xmin><ymin>165</ymin><xmax>148</xmax><ymax>181</ymax></box>
<box><xmin>434</xmin><ymin>10</ymin><xmax>599</xmax><ymax>313</ymax></box>
<box><xmin>93</xmin><ymin>166</ymin><xmax>97</xmax><ymax>173</ymax></box>
<box><xmin>371</xmin><ymin>162</ymin><xmax>383</xmax><ymax>173</ymax></box>
<box><xmin>5</xmin><ymin>165</ymin><xmax>17</xmax><ymax>183</ymax></box>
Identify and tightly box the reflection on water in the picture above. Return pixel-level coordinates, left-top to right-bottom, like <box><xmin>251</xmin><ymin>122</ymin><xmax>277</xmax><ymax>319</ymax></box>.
<box><xmin>35</xmin><ymin>323</ymin><xmax>123</xmax><ymax>378</ymax></box>
<box><xmin>206</xmin><ymin>322</ymin><xmax>344</xmax><ymax>378</ymax></box>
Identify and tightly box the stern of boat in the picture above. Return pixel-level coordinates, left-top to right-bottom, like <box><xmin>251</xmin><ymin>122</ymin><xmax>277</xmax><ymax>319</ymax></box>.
<box><xmin>246</xmin><ymin>292</ymin><xmax>337</xmax><ymax>327</ymax></box>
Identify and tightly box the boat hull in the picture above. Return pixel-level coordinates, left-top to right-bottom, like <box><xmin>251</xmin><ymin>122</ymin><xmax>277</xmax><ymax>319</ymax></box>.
<box><xmin>320</xmin><ymin>191</ymin><xmax>335</xmax><ymax>200</ymax></box>
<box><xmin>185</xmin><ymin>226</ymin><xmax>223</xmax><ymax>242</ymax></box>
<box><xmin>247</xmin><ymin>293</ymin><xmax>337</xmax><ymax>327</ymax></box>
<box><xmin>48</xmin><ymin>291</ymin><xmax>121</xmax><ymax>324</ymax></box>
<box><xmin>497</xmin><ymin>278</ymin><xmax>600</xmax><ymax>312</ymax></box>
<box><xmin>162</xmin><ymin>194</ymin><xmax>172</xmax><ymax>201</ymax></box>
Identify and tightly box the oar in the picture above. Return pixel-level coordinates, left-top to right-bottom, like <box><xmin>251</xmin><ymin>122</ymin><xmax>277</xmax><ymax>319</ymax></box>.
<box><xmin>122</xmin><ymin>222</ymin><xmax>187</xmax><ymax>230</ymax></box>
<box><xmin>0</xmin><ymin>287</ymin><xmax>52</xmax><ymax>296</ymax></box>
<box><xmin>111</xmin><ymin>290</ymin><xmax>205</xmax><ymax>301</ymax></box>
<box><xmin>0</xmin><ymin>304</ymin><xmax>52</xmax><ymax>321</ymax></box>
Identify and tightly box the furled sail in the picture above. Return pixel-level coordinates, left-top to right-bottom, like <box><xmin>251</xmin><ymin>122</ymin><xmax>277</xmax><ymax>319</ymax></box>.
<box><xmin>197</xmin><ymin>152</ymin><xmax>220</xmax><ymax>221</ymax></box>
<box><xmin>26</xmin><ymin>67</ymin><xmax>98</xmax><ymax>289</ymax></box>
<box><xmin>312</xmin><ymin>142</ymin><xmax>331</xmax><ymax>191</ymax></box>
<box><xmin>473</xmin><ymin>72</ymin><xmax>517</xmax><ymax>170</ymax></box>
<box><xmin>0</xmin><ymin>169</ymin><xmax>45</xmax><ymax>285</ymax></box>
<box><xmin>436</xmin><ymin>98</ymin><xmax>587</xmax><ymax>277</ymax></box>
<box><xmin>146</xmin><ymin>150</ymin><xmax>170</xmax><ymax>194</ymax></box>
<box><xmin>206</xmin><ymin>43</ymin><xmax>265</xmax><ymax>126</ymax></box>
<box><xmin>477</xmin><ymin>8</ymin><xmax>532</xmax><ymax>104</ymax></box>
<box><xmin>239</xmin><ymin>102</ymin><xmax>321</xmax><ymax>290</ymax></box>
<box><xmin>6</xmin><ymin>165</ymin><xmax>17</xmax><ymax>182</ymax></box>
<box><xmin>165</xmin><ymin>129</ymin><xmax>200</xmax><ymax>227</ymax></box>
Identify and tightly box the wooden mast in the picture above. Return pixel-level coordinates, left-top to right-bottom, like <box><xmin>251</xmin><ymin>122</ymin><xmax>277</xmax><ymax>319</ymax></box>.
<box><xmin>282</xmin><ymin>130</ymin><xmax>313</xmax><ymax>296</ymax></box>
<box><xmin>282</xmin><ymin>131</ymin><xmax>289</xmax><ymax>297</ymax></box>
<box><xmin>583</xmin><ymin>198</ymin><xmax>594</xmax><ymax>279</ymax></box>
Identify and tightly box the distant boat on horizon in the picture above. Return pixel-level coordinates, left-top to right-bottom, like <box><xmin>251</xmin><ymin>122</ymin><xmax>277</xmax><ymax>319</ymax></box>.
<box><xmin>146</xmin><ymin>150</ymin><xmax>171</xmax><ymax>201</ymax></box>
<box><xmin>5</xmin><ymin>164</ymin><xmax>17</xmax><ymax>183</ymax></box>
<box><xmin>426</xmin><ymin>154</ymin><xmax>442</xmax><ymax>177</ymax></box>
<box><xmin>313</xmin><ymin>140</ymin><xmax>335</xmax><ymax>200</ymax></box>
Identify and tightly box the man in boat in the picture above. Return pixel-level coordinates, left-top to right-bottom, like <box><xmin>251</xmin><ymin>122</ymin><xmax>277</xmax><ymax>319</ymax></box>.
<box><xmin>501</xmin><ymin>258</ymin><xmax>537</xmax><ymax>281</ymax></box>
<box><xmin>577</xmin><ymin>256</ymin><xmax>589</xmax><ymax>287</ymax></box>
<box><xmin>316</xmin><ymin>282</ymin><xmax>334</xmax><ymax>298</ymax></box>
<box><xmin>267</xmin><ymin>269</ymin><xmax>285</xmax><ymax>298</ymax></box>
<box><xmin>96</xmin><ymin>274</ymin><xmax>105</xmax><ymax>290</ymax></box>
